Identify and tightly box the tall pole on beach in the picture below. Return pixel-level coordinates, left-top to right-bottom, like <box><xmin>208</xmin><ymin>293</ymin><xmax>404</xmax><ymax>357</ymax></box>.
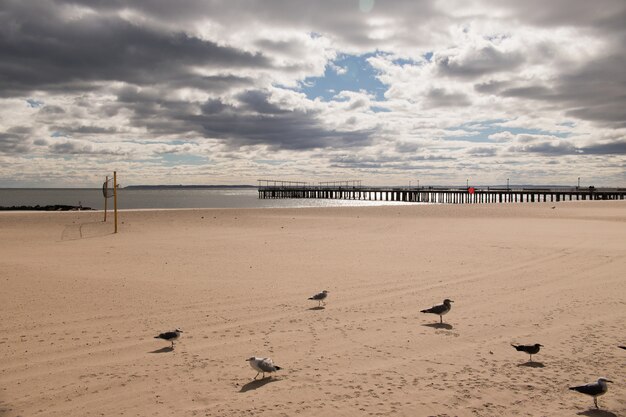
<box><xmin>578</xmin><ymin>177</ymin><xmax>580</xmax><ymax>189</ymax></box>
<box><xmin>104</xmin><ymin>175</ymin><xmax>108</xmax><ymax>222</ymax></box>
<box><xmin>113</xmin><ymin>171</ymin><xmax>118</xmax><ymax>234</ymax></box>
<box><xmin>507</xmin><ymin>178</ymin><xmax>509</xmax><ymax>190</ymax></box>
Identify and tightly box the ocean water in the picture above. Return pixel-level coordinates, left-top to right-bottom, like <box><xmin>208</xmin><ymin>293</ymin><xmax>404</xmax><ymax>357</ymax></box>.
<box><xmin>0</xmin><ymin>188</ymin><xmax>411</xmax><ymax>210</ymax></box>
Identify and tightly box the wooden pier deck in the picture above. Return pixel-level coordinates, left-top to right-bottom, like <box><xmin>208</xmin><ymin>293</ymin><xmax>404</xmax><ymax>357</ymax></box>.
<box><xmin>257</xmin><ymin>180</ymin><xmax>626</xmax><ymax>204</ymax></box>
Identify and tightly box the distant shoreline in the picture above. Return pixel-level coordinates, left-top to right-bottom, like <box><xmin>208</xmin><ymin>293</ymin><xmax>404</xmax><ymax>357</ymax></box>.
<box><xmin>123</xmin><ymin>185</ymin><xmax>257</xmax><ymax>190</ymax></box>
<box><xmin>0</xmin><ymin>204</ymin><xmax>93</xmax><ymax>211</ymax></box>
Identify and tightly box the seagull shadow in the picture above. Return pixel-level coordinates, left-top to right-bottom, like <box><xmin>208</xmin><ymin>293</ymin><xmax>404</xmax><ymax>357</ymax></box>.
<box><xmin>239</xmin><ymin>377</ymin><xmax>279</xmax><ymax>392</ymax></box>
<box><xmin>422</xmin><ymin>323</ymin><xmax>453</xmax><ymax>330</ymax></box>
<box><xmin>308</xmin><ymin>306</ymin><xmax>326</xmax><ymax>311</ymax></box>
<box><xmin>149</xmin><ymin>346</ymin><xmax>174</xmax><ymax>353</ymax></box>
<box><xmin>517</xmin><ymin>361</ymin><xmax>545</xmax><ymax>368</ymax></box>
<box><xmin>577</xmin><ymin>409</ymin><xmax>617</xmax><ymax>417</ymax></box>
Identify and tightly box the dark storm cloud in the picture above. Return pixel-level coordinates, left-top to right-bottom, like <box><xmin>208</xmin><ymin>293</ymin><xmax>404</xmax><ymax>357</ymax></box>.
<box><xmin>436</xmin><ymin>47</ymin><xmax>524</xmax><ymax>80</ymax></box>
<box><xmin>0</xmin><ymin>1</ymin><xmax>270</xmax><ymax>96</ymax></box>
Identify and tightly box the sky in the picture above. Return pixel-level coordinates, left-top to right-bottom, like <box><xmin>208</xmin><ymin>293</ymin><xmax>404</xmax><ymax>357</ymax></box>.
<box><xmin>0</xmin><ymin>0</ymin><xmax>625</xmax><ymax>187</ymax></box>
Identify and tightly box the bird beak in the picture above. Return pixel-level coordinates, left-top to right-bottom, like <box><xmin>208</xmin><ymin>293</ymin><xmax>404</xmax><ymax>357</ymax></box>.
<box><xmin>539</xmin><ymin>344</ymin><xmax>544</xmax><ymax>347</ymax></box>
<box><xmin>606</xmin><ymin>380</ymin><xmax>613</xmax><ymax>383</ymax></box>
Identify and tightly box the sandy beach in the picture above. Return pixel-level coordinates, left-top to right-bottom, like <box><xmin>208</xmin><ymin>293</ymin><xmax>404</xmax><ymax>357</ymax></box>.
<box><xmin>1</xmin><ymin>201</ymin><xmax>625</xmax><ymax>416</ymax></box>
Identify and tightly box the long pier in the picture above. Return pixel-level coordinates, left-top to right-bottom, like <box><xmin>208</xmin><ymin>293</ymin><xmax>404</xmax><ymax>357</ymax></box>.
<box><xmin>257</xmin><ymin>180</ymin><xmax>626</xmax><ymax>204</ymax></box>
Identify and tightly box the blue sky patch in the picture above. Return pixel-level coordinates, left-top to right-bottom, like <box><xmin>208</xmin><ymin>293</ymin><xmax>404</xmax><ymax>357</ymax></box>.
<box><xmin>300</xmin><ymin>53</ymin><xmax>388</xmax><ymax>101</ymax></box>
<box><xmin>26</xmin><ymin>98</ymin><xmax>44</xmax><ymax>108</ymax></box>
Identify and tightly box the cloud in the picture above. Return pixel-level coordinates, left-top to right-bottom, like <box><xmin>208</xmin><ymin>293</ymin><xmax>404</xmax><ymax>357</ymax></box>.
<box><xmin>190</xmin><ymin>91</ymin><xmax>375</xmax><ymax>150</ymax></box>
<box><xmin>435</xmin><ymin>46</ymin><xmax>524</xmax><ymax>79</ymax></box>
<box><xmin>425</xmin><ymin>88</ymin><xmax>471</xmax><ymax>107</ymax></box>
<box><xmin>467</xmin><ymin>146</ymin><xmax>498</xmax><ymax>157</ymax></box>
<box><xmin>0</xmin><ymin>0</ymin><xmax>625</xmax><ymax>186</ymax></box>
<box><xmin>48</xmin><ymin>140</ymin><xmax>129</xmax><ymax>156</ymax></box>
<box><xmin>0</xmin><ymin>1</ymin><xmax>270</xmax><ymax>96</ymax></box>
<box><xmin>0</xmin><ymin>131</ymin><xmax>31</xmax><ymax>154</ymax></box>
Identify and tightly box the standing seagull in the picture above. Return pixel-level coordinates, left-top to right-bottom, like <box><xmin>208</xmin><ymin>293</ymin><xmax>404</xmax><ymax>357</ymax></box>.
<box><xmin>308</xmin><ymin>290</ymin><xmax>329</xmax><ymax>307</ymax></box>
<box><xmin>511</xmin><ymin>343</ymin><xmax>543</xmax><ymax>362</ymax></box>
<box><xmin>420</xmin><ymin>299</ymin><xmax>453</xmax><ymax>323</ymax></box>
<box><xmin>569</xmin><ymin>377</ymin><xmax>613</xmax><ymax>409</ymax></box>
<box><xmin>154</xmin><ymin>328</ymin><xmax>183</xmax><ymax>349</ymax></box>
<box><xmin>247</xmin><ymin>357</ymin><xmax>282</xmax><ymax>380</ymax></box>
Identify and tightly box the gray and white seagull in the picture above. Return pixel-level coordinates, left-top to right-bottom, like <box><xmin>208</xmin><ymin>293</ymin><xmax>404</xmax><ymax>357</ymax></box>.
<box><xmin>247</xmin><ymin>357</ymin><xmax>282</xmax><ymax>380</ymax></box>
<box><xmin>569</xmin><ymin>377</ymin><xmax>613</xmax><ymax>409</ymax></box>
<box><xmin>154</xmin><ymin>328</ymin><xmax>183</xmax><ymax>349</ymax></box>
<box><xmin>421</xmin><ymin>299</ymin><xmax>453</xmax><ymax>323</ymax></box>
<box><xmin>308</xmin><ymin>290</ymin><xmax>329</xmax><ymax>307</ymax></box>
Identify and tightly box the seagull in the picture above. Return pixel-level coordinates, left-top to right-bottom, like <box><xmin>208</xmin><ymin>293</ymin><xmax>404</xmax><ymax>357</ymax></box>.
<box><xmin>154</xmin><ymin>328</ymin><xmax>182</xmax><ymax>349</ymax></box>
<box><xmin>247</xmin><ymin>357</ymin><xmax>282</xmax><ymax>380</ymax></box>
<box><xmin>511</xmin><ymin>343</ymin><xmax>543</xmax><ymax>362</ymax></box>
<box><xmin>569</xmin><ymin>377</ymin><xmax>613</xmax><ymax>409</ymax></box>
<box><xmin>308</xmin><ymin>290</ymin><xmax>329</xmax><ymax>307</ymax></box>
<box><xmin>420</xmin><ymin>299</ymin><xmax>453</xmax><ymax>323</ymax></box>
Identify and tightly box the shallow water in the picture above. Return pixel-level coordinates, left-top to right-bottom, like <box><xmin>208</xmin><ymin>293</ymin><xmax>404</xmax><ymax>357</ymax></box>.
<box><xmin>0</xmin><ymin>188</ymin><xmax>413</xmax><ymax>210</ymax></box>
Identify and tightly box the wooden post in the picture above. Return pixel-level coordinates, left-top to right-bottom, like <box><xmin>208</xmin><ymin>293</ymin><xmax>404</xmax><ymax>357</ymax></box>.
<box><xmin>113</xmin><ymin>171</ymin><xmax>118</xmax><ymax>234</ymax></box>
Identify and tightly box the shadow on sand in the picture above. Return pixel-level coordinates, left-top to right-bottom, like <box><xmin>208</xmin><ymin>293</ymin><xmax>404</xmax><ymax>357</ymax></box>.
<box><xmin>577</xmin><ymin>409</ymin><xmax>618</xmax><ymax>417</ymax></box>
<box><xmin>308</xmin><ymin>306</ymin><xmax>326</xmax><ymax>311</ymax></box>
<box><xmin>61</xmin><ymin>221</ymin><xmax>114</xmax><ymax>241</ymax></box>
<box><xmin>239</xmin><ymin>377</ymin><xmax>279</xmax><ymax>392</ymax></box>
<box><xmin>422</xmin><ymin>322</ymin><xmax>453</xmax><ymax>330</ymax></box>
<box><xmin>517</xmin><ymin>361</ymin><xmax>545</xmax><ymax>368</ymax></box>
<box><xmin>149</xmin><ymin>346</ymin><xmax>174</xmax><ymax>354</ymax></box>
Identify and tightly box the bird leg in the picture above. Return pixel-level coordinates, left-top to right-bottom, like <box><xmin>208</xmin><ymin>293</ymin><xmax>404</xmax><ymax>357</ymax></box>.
<box><xmin>439</xmin><ymin>315</ymin><xmax>443</xmax><ymax>324</ymax></box>
<box><xmin>171</xmin><ymin>341</ymin><xmax>174</xmax><ymax>349</ymax></box>
<box><xmin>594</xmin><ymin>397</ymin><xmax>598</xmax><ymax>409</ymax></box>
<box><xmin>529</xmin><ymin>354</ymin><xmax>532</xmax><ymax>362</ymax></box>
<box><xmin>254</xmin><ymin>372</ymin><xmax>260</xmax><ymax>380</ymax></box>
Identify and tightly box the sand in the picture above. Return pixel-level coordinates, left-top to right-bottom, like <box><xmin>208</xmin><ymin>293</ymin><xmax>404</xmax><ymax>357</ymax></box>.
<box><xmin>1</xmin><ymin>201</ymin><xmax>625</xmax><ymax>416</ymax></box>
